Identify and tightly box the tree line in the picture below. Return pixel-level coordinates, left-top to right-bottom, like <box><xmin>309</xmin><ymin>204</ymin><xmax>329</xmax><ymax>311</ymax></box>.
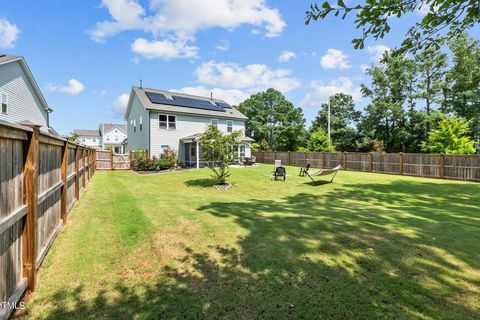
<box><xmin>237</xmin><ymin>33</ymin><xmax>479</xmax><ymax>154</ymax></box>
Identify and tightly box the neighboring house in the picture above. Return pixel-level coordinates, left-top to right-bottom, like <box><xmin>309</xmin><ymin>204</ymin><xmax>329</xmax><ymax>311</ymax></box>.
<box><xmin>0</xmin><ymin>54</ymin><xmax>54</xmax><ymax>133</ymax></box>
<box><xmin>73</xmin><ymin>124</ymin><xmax>127</xmax><ymax>153</ymax></box>
<box><xmin>124</xmin><ymin>86</ymin><xmax>253</xmax><ymax>168</ymax></box>
<box><xmin>73</xmin><ymin>129</ymin><xmax>102</xmax><ymax>149</ymax></box>
<box><xmin>100</xmin><ymin>123</ymin><xmax>127</xmax><ymax>153</ymax></box>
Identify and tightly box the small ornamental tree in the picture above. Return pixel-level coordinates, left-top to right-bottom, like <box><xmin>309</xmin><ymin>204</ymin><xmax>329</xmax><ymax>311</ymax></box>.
<box><xmin>199</xmin><ymin>125</ymin><xmax>242</xmax><ymax>185</ymax></box>
<box><xmin>421</xmin><ymin>116</ymin><xmax>476</xmax><ymax>154</ymax></box>
<box><xmin>307</xmin><ymin>128</ymin><xmax>335</xmax><ymax>152</ymax></box>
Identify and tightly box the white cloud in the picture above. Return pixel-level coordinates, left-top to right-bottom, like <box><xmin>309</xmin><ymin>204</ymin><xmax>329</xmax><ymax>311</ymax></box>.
<box><xmin>278</xmin><ymin>50</ymin><xmax>296</xmax><ymax>63</ymax></box>
<box><xmin>131</xmin><ymin>37</ymin><xmax>198</xmax><ymax>59</ymax></box>
<box><xmin>366</xmin><ymin>44</ymin><xmax>391</xmax><ymax>62</ymax></box>
<box><xmin>113</xmin><ymin>93</ymin><xmax>130</xmax><ymax>115</ymax></box>
<box><xmin>0</xmin><ymin>19</ymin><xmax>20</xmax><ymax>49</ymax></box>
<box><xmin>300</xmin><ymin>77</ymin><xmax>362</xmax><ymax>108</ymax></box>
<box><xmin>320</xmin><ymin>49</ymin><xmax>350</xmax><ymax>70</ymax></box>
<box><xmin>215</xmin><ymin>39</ymin><xmax>230</xmax><ymax>52</ymax></box>
<box><xmin>195</xmin><ymin>61</ymin><xmax>301</xmax><ymax>93</ymax></box>
<box><xmin>46</xmin><ymin>79</ymin><xmax>85</xmax><ymax>95</ymax></box>
<box><xmin>173</xmin><ymin>86</ymin><xmax>249</xmax><ymax>106</ymax></box>
<box><xmin>90</xmin><ymin>0</ymin><xmax>285</xmax><ymax>59</ymax></box>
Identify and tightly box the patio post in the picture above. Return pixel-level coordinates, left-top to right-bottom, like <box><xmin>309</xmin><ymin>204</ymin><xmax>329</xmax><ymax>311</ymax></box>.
<box><xmin>196</xmin><ymin>140</ymin><xmax>200</xmax><ymax>169</ymax></box>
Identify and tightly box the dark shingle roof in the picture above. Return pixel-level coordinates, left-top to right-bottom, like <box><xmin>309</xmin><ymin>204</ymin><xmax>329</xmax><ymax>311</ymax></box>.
<box><xmin>99</xmin><ymin>124</ymin><xmax>127</xmax><ymax>135</ymax></box>
<box><xmin>74</xmin><ymin>129</ymin><xmax>101</xmax><ymax>137</ymax></box>
<box><xmin>130</xmin><ymin>87</ymin><xmax>248</xmax><ymax>120</ymax></box>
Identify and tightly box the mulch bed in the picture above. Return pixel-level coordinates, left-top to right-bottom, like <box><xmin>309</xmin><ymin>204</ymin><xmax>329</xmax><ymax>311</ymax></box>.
<box><xmin>134</xmin><ymin>167</ymin><xmax>194</xmax><ymax>175</ymax></box>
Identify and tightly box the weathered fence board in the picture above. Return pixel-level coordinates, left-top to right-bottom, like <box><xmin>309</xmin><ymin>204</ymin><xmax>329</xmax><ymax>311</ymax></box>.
<box><xmin>254</xmin><ymin>151</ymin><xmax>480</xmax><ymax>182</ymax></box>
<box><xmin>0</xmin><ymin>121</ymin><xmax>95</xmax><ymax>319</ymax></box>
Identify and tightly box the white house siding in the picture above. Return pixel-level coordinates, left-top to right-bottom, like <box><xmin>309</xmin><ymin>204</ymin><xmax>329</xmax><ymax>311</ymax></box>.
<box><xmin>149</xmin><ymin>112</ymin><xmax>246</xmax><ymax>162</ymax></box>
<box><xmin>0</xmin><ymin>61</ymin><xmax>48</xmax><ymax>131</ymax></box>
<box><xmin>102</xmin><ymin>126</ymin><xmax>127</xmax><ymax>153</ymax></box>
<box><xmin>78</xmin><ymin>136</ymin><xmax>102</xmax><ymax>149</ymax></box>
<box><xmin>125</xmin><ymin>94</ymin><xmax>149</xmax><ymax>152</ymax></box>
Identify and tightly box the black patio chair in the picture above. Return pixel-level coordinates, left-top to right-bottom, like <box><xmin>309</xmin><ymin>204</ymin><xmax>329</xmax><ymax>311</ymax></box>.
<box><xmin>274</xmin><ymin>166</ymin><xmax>286</xmax><ymax>181</ymax></box>
<box><xmin>299</xmin><ymin>163</ymin><xmax>311</xmax><ymax>176</ymax></box>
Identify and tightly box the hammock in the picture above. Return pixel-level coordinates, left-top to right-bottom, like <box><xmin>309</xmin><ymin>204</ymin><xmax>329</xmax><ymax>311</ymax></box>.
<box><xmin>306</xmin><ymin>165</ymin><xmax>342</xmax><ymax>184</ymax></box>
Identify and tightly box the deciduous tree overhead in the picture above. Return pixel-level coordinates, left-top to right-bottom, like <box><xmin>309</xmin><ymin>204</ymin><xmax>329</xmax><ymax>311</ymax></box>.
<box><xmin>305</xmin><ymin>0</ymin><xmax>480</xmax><ymax>53</ymax></box>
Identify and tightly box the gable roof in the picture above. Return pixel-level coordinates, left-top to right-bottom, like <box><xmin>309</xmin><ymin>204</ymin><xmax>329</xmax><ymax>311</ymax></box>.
<box><xmin>0</xmin><ymin>54</ymin><xmax>51</xmax><ymax>112</ymax></box>
<box><xmin>99</xmin><ymin>123</ymin><xmax>127</xmax><ymax>135</ymax></box>
<box><xmin>125</xmin><ymin>86</ymin><xmax>248</xmax><ymax>120</ymax></box>
<box><xmin>74</xmin><ymin>129</ymin><xmax>101</xmax><ymax>137</ymax></box>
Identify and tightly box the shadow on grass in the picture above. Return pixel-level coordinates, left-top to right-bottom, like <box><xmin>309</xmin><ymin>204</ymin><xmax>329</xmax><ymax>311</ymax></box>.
<box><xmin>184</xmin><ymin>178</ymin><xmax>218</xmax><ymax>188</ymax></box>
<box><xmin>26</xmin><ymin>179</ymin><xmax>480</xmax><ymax>319</ymax></box>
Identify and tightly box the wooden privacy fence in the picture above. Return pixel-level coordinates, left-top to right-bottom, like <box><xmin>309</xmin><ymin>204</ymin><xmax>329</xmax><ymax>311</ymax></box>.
<box><xmin>254</xmin><ymin>151</ymin><xmax>480</xmax><ymax>182</ymax></box>
<box><xmin>0</xmin><ymin>120</ymin><xmax>95</xmax><ymax>319</ymax></box>
<box><xmin>95</xmin><ymin>150</ymin><xmax>130</xmax><ymax>170</ymax></box>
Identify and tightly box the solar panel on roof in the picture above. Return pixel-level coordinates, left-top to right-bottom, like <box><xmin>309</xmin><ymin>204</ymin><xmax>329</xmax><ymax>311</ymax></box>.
<box><xmin>145</xmin><ymin>91</ymin><xmax>226</xmax><ymax>112</ymax></box>
<box><xmin>172</xmin><ymin>95</ymin><xmax>225</xmax><ymax>112</ymax></box>
<box><xmin>216</xmin><ymin>102</ymin><xmax>232</xmax><ymax>109</ymax></box>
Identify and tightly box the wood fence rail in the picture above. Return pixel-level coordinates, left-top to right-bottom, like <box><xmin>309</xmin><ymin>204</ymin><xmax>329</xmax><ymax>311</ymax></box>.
<box><xmin>0</xmin><ymin>120</ymin><xmax>95</xmax><ymax>319</ymax></box>
<box><xmin>254</xmin><ymin>151</ymin><xmax>480</xmax><ymax>182</ymax></box>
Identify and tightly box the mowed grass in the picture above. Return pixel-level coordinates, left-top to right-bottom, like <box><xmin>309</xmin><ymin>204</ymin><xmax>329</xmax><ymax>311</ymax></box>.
<box><xmin>18</xmin><ymin>165</ymin><xmax>480</xmax><ymax>319</ymax></box>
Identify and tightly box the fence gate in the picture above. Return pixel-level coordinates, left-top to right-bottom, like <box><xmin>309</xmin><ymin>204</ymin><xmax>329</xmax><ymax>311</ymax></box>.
<box><xmin>95</xmin><ymin>151</ymin><xmax>130</xmax><ymax>170</ymax></box>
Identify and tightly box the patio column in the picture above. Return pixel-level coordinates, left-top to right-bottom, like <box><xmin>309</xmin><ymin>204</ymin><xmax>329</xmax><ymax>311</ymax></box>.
<box><xmin>196</xmin><ymin>140</ymin><xmax>200</xmax><ymax>169</ymax></box>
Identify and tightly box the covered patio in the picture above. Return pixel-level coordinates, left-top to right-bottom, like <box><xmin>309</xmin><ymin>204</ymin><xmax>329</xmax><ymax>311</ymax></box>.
<box><xmin>180</xmin><ymin>133</ymin><xmax>254</xmax><ymax>168</ymax></box>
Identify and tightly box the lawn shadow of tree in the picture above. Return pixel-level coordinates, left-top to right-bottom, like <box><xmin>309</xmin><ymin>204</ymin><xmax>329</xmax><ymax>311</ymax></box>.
<box><xmin>23</xmin><ymin>179</ymin><xmax>480</xmax><ymax>319</ymax></box>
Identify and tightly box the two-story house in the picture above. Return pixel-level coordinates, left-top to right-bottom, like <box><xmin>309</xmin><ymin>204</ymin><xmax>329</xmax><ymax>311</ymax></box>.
<box><xmin>73</xmin><ymin>123</ymin><xmax>127</xmax><ymax>153</ymax></box>
<box><xmin>0</xmin><ymin>54</ymin><xmax>54</xmax><ymax>133</ymax></box>
<box><xmin>100</xmin><ymin>123</ymin><xmax>127</xmax><ymax>153</ymax></box>
<box><xmin>124</xmin><ymin>87</ymin><xmax>253</xmax><ymax>167</ymax></box>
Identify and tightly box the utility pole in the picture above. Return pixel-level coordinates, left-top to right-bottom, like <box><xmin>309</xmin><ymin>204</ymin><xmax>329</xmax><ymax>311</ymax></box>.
<box><xmin>327</xmin><ymin>100</ymin><xmax>331</xmax><ymax>141</ymax></box>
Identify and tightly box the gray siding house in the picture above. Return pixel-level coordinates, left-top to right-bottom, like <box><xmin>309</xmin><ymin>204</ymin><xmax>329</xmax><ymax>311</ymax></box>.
<box><xmin>0</xmin><ymin>54</ymin><xmax>53</xmax><ymax>133</ymax></box>
<box><xmin>124</xmin><ymin>87</ymin><xmax>252</xmax><ymax>167</ymax></box>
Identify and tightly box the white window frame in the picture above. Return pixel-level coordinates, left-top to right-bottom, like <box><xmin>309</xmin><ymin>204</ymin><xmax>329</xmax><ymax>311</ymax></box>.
<box><xmin>168</xmin><ymin>115</ymin><xmax>176</xmax><ymax>130</ymax></box>
<box><xmin>139</xmin><ymin>116</ymin><xmax>143</xmax><ymax>131</ymax></box>
<box><xmin>159</xmin><ymin>114</ymin><xmax>176</xmax><ymax>130</ymax></box>
<box><xmin>160</xmin><ymin>145</ymin><xmax>169</xmax><ymax>154</ymax></box>
<box><xmin>211</xmin><ymin>119</ymin><xmax>218</xmax><ymax>127</ymax></box>
<box><xmin>133</xmin><ymin>119</ymin><xmax>136</xmax><ymax>133</ymax></box>
<box><xmin>1</xmin><ymin>92</ymin><xmax>7</xmax><ymax>114</ymax></box>
<box><xmin>227</xmin><ymin>120</ymin><xmax>233</xmax><ymax>133</ymax></box>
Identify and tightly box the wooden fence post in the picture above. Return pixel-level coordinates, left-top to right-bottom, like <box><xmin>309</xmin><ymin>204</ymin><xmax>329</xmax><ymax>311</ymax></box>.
<box><xmin>322</xmin><ymin>152</ymin><xmax>326</xmax><ymax>168</ymax></box>
<box><xmin>304</xmin><ymin>152</ymin><xmax>307</xmax><ymax>166</ymax></box>
<box><xmin>60</xmin><ymin>141</ymin><xmax>68</xmax><ymax>225</ymax></box>
<box><xmin>110</xmin><ymin>150</ymin><xmax>114</xmax><ymax>170</ymax></box>
<box><xmin>129</xmin><ymin>150</ymin><xmax>133</xmax><ymax>169</ymax></box>
<box><xmin>343</xmin><ymin>152</ymin><xmax>347</xmax><ymax>170</ymax></box>
<box><xmin>93</xmin><ymin>149</ymin><xmax>97</xmax><ymax>171</ymax></box>
<box><xmin>74</xmin><ymin>145</ymin><xmax>79</xmax><ymax>200</ymax></box>
<box><xmin>288</xmin><ymin>151</ymin><xmax>291</xmax><ymax>166</ymax></box>
<box><xmin>399</xmin><ymin>152</ymin><xmax>404</xmax><ymax>175</ymax></box>
<box><xmin>22</xmin><ymin>125</ymin><xmax>40</xmax><ymax>292</ymax></box>
<box><xmin>440</xmin><ymin>153</ymin><xmax>445</xmax><ymax>179</ymax></box>
<box><xmin>369</xmin><ymin>152</ymin><xmax>373</xmax><ymax>172</ymax></box>
<box><xmin>82</xmin><ymin>147</ymin><xmax>86</xmax><ymax>186</ymax></box>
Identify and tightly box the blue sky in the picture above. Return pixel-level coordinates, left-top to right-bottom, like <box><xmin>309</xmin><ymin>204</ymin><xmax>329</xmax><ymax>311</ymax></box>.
<box><xmin>0</xmin><ymin>0</ymin><xmax>445</xmax><ymax>134</ymax></box>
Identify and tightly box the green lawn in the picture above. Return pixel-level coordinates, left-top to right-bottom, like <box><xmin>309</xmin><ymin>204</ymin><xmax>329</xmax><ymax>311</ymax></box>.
<box><xmin>20</xmin><ymin>165</ymin><xmax>480</xmax><ymax>319</ymax></box>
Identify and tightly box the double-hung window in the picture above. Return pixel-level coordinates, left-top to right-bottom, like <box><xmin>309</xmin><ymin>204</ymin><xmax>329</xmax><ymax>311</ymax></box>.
<box><xmin>211</xmin><ymin>119</ymin><xmax>218</xmax><ymax>128</ymax></box>
<box><xmin>168</xmin><ymin>115</ymin><xmax>176</xmax><ymax>129</ymax></box>
<box><xmin>139</xmin><ymin>116</ymin><xmax>143</xmax><ymax>131</ymax></box>
<box><xmin>159</xmin><ymin>114</ymin><xmax>176</xmax><ymax>129</ymax></box>
<box><xmin>227</xmin><ymin>120</ymin><xmax>233</xmax><ymax>133</ymax></box>
<box><xmin>1</xmin><ymin>93</ymin><xmax>7</xmax><ymax>114</ymax></box>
